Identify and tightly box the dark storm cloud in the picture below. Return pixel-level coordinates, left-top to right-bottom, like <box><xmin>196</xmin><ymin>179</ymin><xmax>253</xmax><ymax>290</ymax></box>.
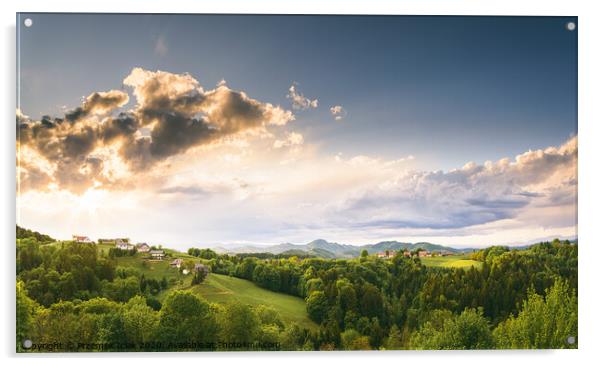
<box><xmin>65</xmin><ymin>90</ymin><xmax>129</xmax><ymax>122</ymax></box>
<box><xmin>100</xmin><ymin>113</ymin><xmax>139</xmax><ymax>143</ymax></box>
<box><xmin>17</xmin><ymin>68</ymin><xmax>294</xmax><ymax>193</ymax></box>
<box><xmin>118</xmin><ymin>68</ymin><xmax>293</xmax><ymax>171</ymax></box>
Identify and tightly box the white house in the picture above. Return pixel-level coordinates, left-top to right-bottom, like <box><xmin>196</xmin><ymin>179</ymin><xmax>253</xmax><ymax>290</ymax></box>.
<box><xmin>170</xmin><ymin>258</ymin><xmax>184</xmax><ymax>268</ymax></box>
<box><xmin>136</xmin><ymin>243</ymin><xmax>150</xmax><ymax>253</ymax></box>
<box><xmin>150</xmin><ymin>250</ymin><xmax>165</xmax><ymax>260</ymax></box>
<box><xmin>116</xmin><ymin>239</ymin><xmax>135</xmax><ymax>250</ymax></box>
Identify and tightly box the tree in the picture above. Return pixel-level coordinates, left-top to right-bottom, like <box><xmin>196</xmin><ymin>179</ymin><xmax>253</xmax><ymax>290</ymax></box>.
<box><xmin>16</xmin><ymin>281</ymin><xmax>34</xmax><ymax>351</ymax></box>
<box><xmin>360</xmin><ymin>249</ymin><xmax>369</xmax><ymax>258</ymax></box>
<box><xmin>360</xmin><ymin>284</ymin><xmax>383</xmax><ymax>318</ymax></box>
<box><xmin>306</xmin><ymin>291</ymin><xmax>329</xmax><ymax>324</ymax></box>
<box><xmin>412</xmin><ymin>308</ymin><xmax>494</xmax><ymax>349</ymax></box>
<box><xmin>191</xmin><ymin>269</ymin><xmax>207</xmax><ymax>285</ymax></box>
<box><xmin>255</xmin><ymin>305</ymin><xmax>284</xmax><ymax>328</ymax></box>
<box><xmin>157</xmin><ymin>291</ymin><xmax>217</xmax><ymax>347</ymax></box>
<box><xmin>494</xmin><ymin>279</ymin><xmax>577</xmax><ymax>349</ymax></box>
<box><xmin>340</xmin><ymin>329</ymin><xmax>371</xmax><ymax>350</ymax></box>
<box><xmin>279</xmin><ymin>323</ymin><xmax>307</xmax><ymax>351</ymax></box>
<box><xmin>103</xmin><ymin>276</ymin><xmax>140</xmax><ymax>302</ymax></box>
<box><xmin>122</xmin><ymin>296</ymin><xmax>159</xmax><ymax>344</ymax></box>
<box><xmin>336</xmin><ymin>280</ymin><xmax>358</xmax><ymax>314</ymax></box>
<box><xmin>385</xmin><ymin>324</ymin><xmax>403</xmax><ymax>350</ymax></box>
<box><xmin>218</xmin><ymin>301</ymin><xmax>260</xmax><ymax>345</ymax></box>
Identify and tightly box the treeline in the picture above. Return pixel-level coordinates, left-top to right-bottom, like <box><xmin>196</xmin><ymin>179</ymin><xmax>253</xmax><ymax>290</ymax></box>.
<box><xmin>187</xmin><ymin>248</ymin><xmax>316</xmax><ymax>260</ymax></box>
<box><xmin>16</xmin><ymin>225</ymin><xmax>54</xmax><ymax>243</ymax></box>
<box><xmin>18</xmin><ymin>286</ymin><xmax>312</xmax><ymax>352</ymax></box>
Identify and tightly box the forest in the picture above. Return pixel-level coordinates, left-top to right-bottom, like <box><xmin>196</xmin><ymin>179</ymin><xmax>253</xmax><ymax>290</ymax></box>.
<box><xmin>16</xmin><ymin>226</ymin><xmax>577</xmax><ymax>351</ymax></box>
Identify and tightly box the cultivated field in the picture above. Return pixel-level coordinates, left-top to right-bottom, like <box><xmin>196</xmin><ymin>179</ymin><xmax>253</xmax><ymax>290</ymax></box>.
<box><xmin>420</xmin><ymin>255</ymin><xmax>482</xmax><ymax>269</ymax></box>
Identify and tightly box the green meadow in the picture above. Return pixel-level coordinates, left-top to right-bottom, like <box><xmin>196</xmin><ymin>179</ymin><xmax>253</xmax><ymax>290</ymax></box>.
<box><xmin>420</xmin><ymin>255</ymin><xmax>483</xmax><ymax>269</ymax></box>
<box><xmin>189</xmin><ymin>273</ymin><xmax>317</xmax><ymax>330</ymax></box>
<box><xmin>112</xmin><ymin>253</ymin><xmax>317</xmax><ymax>330</ymax></box>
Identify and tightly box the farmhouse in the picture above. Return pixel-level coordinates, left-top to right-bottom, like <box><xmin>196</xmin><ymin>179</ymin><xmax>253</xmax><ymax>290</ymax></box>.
<box><xmin>417</xmin><ymin>250</ymin><xmax>431</xmax><ymax>258</ymax></box>
<box><xmin>149</xmin><ymin>250</ymin><xmax>165</xmax><ymax>260</ymax></box>
<box><xmin>377</xmin><ymin>250</ymin><xmax>395</xmax><ymax>258</ymax></box>
<box><xmin>170</xmin><ymin>258</ymin><xmax>184</xmax><ymax>268</ymax></box>
<box><xmin>403</xmin><ymin>251</ymin><xmax>412</xmax><ymax>257</ymax></box>
<box><xmin>116</xmin><ymin>239</ymin><xmax>135</xmax><ymax>250</ymax></box>
<box><xmin>72</xmin><ymin>235</ymin><xmax>92</xmax><ymax>243</ymax></box>
<box><xmin>136</xmin><ymin>243</ymin><xmax>150</xmax><ymax>253</ymax></box>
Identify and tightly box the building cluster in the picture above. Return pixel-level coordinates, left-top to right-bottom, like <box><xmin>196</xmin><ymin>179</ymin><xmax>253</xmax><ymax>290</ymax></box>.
<box><xmin>376</xmin><ymin>249</ymin><xmax>454</xmax><ymax>259</ymax></box>
<box><xmin>73</xmin><ymin>235</ymin><xmax>155</xmax><ymax>255</ymax></box>
<box><xmin>71</xmin><ymin>234</ymin><xmax>209</xmax><ymax>277</ymax></box>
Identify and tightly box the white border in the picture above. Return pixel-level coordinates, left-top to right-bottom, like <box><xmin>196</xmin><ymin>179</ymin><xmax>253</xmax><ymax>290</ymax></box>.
<box><xmin>2</xmin><ymin>1</ymin><xmax>601</xmax><ymax>365</ymax></box>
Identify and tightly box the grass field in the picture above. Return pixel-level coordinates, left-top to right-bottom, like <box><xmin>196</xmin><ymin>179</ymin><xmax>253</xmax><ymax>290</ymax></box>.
<box><xmin>181</xmin><ymin>273</ymin><xmax>317</xmax><ymax>330</ymax></box>
<box><xmin>113</xmin><ymin>250</ymin><xmax>317</xmax><ymax>329</ymax></box>
<box><xmin>420</xmin><ymin>255</ymin><xmax>482</xmax><ymax>269</ymax></box>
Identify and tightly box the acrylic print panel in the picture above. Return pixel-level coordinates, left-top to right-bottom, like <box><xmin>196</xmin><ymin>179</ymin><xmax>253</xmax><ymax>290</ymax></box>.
<box><xmin>16</xmin><ymin>14</ymin><xmax>578</xmax><ymax>352</ymax></box>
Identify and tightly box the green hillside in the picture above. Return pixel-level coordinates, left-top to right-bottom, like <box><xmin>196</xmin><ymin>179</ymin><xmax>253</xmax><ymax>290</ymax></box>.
<box><xmin>420</xmin><ymin>255</ymin><xmax>482</xmax><ymax>269</ymax></box>
<box><xmin>112</xmin><ymin>250</ymin><xmax>318</xmax><ymax>330</ymax></box>
<box><xmin>169</xmin><ymin>273</ymin><xmax>317</xmax><ymax>330</ymax></box>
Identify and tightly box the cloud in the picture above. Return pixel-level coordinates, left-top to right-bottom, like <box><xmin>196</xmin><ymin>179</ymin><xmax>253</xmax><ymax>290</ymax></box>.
<box><xmin>65</xmin><ymin>90</ymin><xmax>129</xmax><ymax>122</ymax></box>
<box><xmin>329</xmin><ymin>105</ymin><xmax>347</xmax><ymax>121</ymax></box>
<box><xmin>17</xmin><ymin>68</ymin><xmax>295</xmax><ymax>193</ymax></box>
<box><xmin>273</xmin><ymin>132</ymin><xmax>304</xmax><ymax>149</ymax></box>
<box><xmin>287</xmin><ymin>83</ymin><xmax>318</xmax><ymax>110</ymax></box>
<box><xmin>333</xmin><ymin>137</ymin><xmax>577</xmax><ymax>230</ymax></box>
<box><xmin>158</xmin><ymin>185</ymin><xmax>210</xmax><ymax>196</ymax></box>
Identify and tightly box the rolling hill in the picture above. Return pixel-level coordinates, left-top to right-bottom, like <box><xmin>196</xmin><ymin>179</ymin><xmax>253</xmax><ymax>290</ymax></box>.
<box><xmin>213</xmin><ymin>239</ymin><xmax>463</xmax><ymax>258</ymax></box>
<box><xmin>187</xmin><ymin>273</ymin><xmax>317</xmax><ymax>330</ymax></box>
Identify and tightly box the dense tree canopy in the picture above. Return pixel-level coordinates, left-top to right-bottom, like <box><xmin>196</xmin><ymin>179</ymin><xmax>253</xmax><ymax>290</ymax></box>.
<box><xmin>16</xmin><ymin>228</ymin><xmax>577</xmax><ymax>352</ymax></box>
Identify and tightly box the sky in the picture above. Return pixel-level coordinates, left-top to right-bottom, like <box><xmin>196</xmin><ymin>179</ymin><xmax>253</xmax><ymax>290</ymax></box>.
<box><xmin>16</xmin><ymin>14</ymin><xmax>578</xmax><ymax>249</ymax></box>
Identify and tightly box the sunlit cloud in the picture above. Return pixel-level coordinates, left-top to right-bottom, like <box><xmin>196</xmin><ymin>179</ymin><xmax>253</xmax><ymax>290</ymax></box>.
<box><xmin>330</xmin><ymin>105</ymin><xmax>347</xmax><ymax>121</ymax></box>
<box><xmin>273</xmin><ymin>132</ymin><xmax>304</xmax><ymax>149</ymax></box>
<box><xmin>287</xmin><ymin>83</ymin><xmax>318</xmax><ymax>110</ymax></box>
<box><xmin>17</xmin><ymin>68</ymin><xmax>295</xmax><ymax>194</ymax></box>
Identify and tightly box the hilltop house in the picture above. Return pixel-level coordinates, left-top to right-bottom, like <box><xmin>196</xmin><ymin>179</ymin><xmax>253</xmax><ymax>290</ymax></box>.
<box><xmin>149</xmin><ymin>250</ymin><xmax>165</xmax><ymax>260</ymax></box>
<box><xmin>417</xmin><ymin>250</ymin><xmax>431</xmax><ymax>258</ymax></box>
<box><xmin>170</xmin><ymin>258</ymin><xmax>184</xmax><ymax>268</ymax></box>
<box><xmin>136</xmin><ymin>243</ymin><xmax>150</xmax><ymax>253</ymax></box>
<box><xmin>116</xmin><ymin>239</ymin><xmax>135</xmax><ymax>250</ymax></box>
<box><xmin>377</xmin><ymin>250</ymin><xmax>396</xmax><ymax>258</ymax></box>
<box><xmin>72</xmin><ymin>235</ymin><xmax>92</xmax><ymax>243</ymax></box>
<box><xmin>99</xmin><ymin>238</ymin><xmax>130</xmax><ymax>244</ymax></box>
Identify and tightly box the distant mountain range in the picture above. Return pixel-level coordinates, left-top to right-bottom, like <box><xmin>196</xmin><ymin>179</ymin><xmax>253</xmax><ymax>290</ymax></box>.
<box><xmin>212</xmin><ymin>239</ymin><xmax>471</xmax><ymax>258</ymax></box>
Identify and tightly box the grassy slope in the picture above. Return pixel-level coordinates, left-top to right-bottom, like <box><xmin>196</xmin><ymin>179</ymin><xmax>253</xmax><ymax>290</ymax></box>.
<box><xmin>110</xmin><ymin>250</ymin><xmax>316</xmax><ymax>330</ymax></box>
<box><xmin>420</xmin><ymin>255</ymin><xmax>482</xmax><ymax>269</ymax></box>
<box><xmin>187</xmin><ymin>273</ymin><xmax>316</xmax><ymax>330</ymax></box>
